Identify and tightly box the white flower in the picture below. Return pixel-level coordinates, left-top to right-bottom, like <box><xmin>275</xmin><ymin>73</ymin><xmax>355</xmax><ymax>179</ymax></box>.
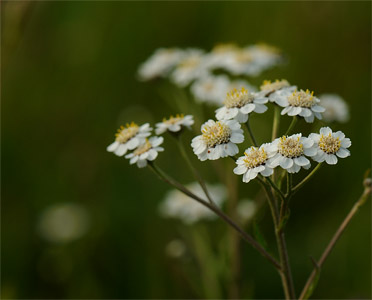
<box><xmin>203</xmin><ymin>43</ymin><xmax>240</xmax><ymax>71</ymax></box>
<box><xmin>191</xmin><ymin>119</ymin><xmax>244</xmax><ymax>161</ymax></box>
<box><xmin>273</xmin><ymin>89</ymin><xmax>325</xmax><ymax>123</ymax></box>
<box><xmin>246</xmin><ymin>44</ymin><xmax>282</xmax><ymax>70</ymax></box>
<box><xmin>137</xmin><ymin>48</ymin><xmax>184</xmax><ymax>81</ymax></box>
<box><xmin>233</xmin><ymin>143</ymin><xmax>276</xmax><ymax>182</ymax></box>
<box><xmin>215</xmin><ymin>87</ymin><xmax>268</xmax><ymax>123</ymax></box>
<box><xmin>159</xmin><ymin>182</ymin><xmax>226</xmax><ymax>224</ymax></box>
<box><xmin>308</xmin><ymin>127</ymin><xmax>351</xmax><ymax>165</ymax></box>
<box><xmin>155</xmin><ymin>114</ymin><xmax>194</xmax><ymax>135</ymax></box>
<box><xmin>170</xmin><ymin>48</ymin><xmax>208</xmax><ymax>87</ymax></box>
<box><xmin>236</xmin><ymin>199</ymin><xmax>257</xmax><ymax>222</ymax></box>
<box><xmin>191</xmin><ymin>75</ymin><xmax>230</xmax><ymax>105</ymax></box>
<box><xmin>125</xmin><ymin>136</ymin><xmax>164</xmax><ymax>168</ymax></box>
<box><xmin>319</xmin><ymin>94</ymin><xmax>350</xmax><ymax>123</ymax></box>
<box><xmin>259</xmin><ymin>79</ymin><xmax>297</xmax><ymax>98</ymax></box>
<box><xmin>228</xmin><ymin>79</ymin><xmax>258</xmax><ymax>93</ymax></box>
<box><xmin>107</xmin><ymin>122</ymin><xmax>152</xmax><ymax>156</ymax></box>
<box><xmin>268</xmin><ymin>134</ymin><xmax>317</xmax><ymax>173</ymax></box>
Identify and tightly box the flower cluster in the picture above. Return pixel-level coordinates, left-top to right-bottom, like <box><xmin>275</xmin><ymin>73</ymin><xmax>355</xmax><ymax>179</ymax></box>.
<box><xmin>138</xmin><ymin>43</ymin><xmax>282</xmax><ymax>106</ymax></box>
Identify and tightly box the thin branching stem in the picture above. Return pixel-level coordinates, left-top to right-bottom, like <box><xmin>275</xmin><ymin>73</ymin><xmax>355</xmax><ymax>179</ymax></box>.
<box><xmin>285</xmin><ymin>116</ymin><xmax>297</xmax><ymax>136</ymax></box>
<box><xmin>292</xmin><ymin>163</ymin><xmax>322</xmax><ymax>194</ymax></box>
<box><xmin>245</xmin><ymin>118</ymin><xmax>258</xmax><ymax>147</ymax></box>
<box><xmin>148</xmin><ymin>162</ymin><xmax>282</xmax><ymax>270</ymax></box>
<box><xmin>298</xmin><ymin>183</ymin><xmax>371</xmax><ymax>300</ymax></box>
<box><xmin>272</xmin><ymin>105</ymin><xmax>281</xmax><ymax>141</ymax></box>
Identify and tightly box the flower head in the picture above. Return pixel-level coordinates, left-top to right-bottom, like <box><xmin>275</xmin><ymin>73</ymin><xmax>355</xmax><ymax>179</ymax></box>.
<box><xmin>234</xmin><ymin>143</ymin><xmax>276</xmax><ymax>182</ymax></box>
<box><xmin>125</xmin><ymin>136</ymin><xmax>164</xmax><ymax>168</ymax></box>
<box><xmin>191</xmin><ymin>120</ymin><xmax>244</xmax><ymax>161</ymax></box>
<box><xmin>107</xmin><ymin>122</ymin><xmax>152</xmax><ymax>156</ymax></box>
<box><xmin>268</xmin><ymin>134</ymin><xmax>317</xmax><ymax>173</ymax></box>
<box><xmin>309</xmin><ymin>127</ymin><xmax>351</xmax><ymax>165</ymax></box>
<box><xmin>319</xmin><ymin>94</ymin><xmax>350</xmax><ymax>123</ymax></box>
<box><xmin>155</xmin><ymin>114</ymin><xmax>194</xmax><ymax>135</ymax></box>
<box><xmin>137</xmin><ymin>48</ymin><xmax>184</xmax><ymax>81</ymax></box>
<box><xmin>216</xmin><ymin>87</ymin><xmax>268</xmax><ymax>123</ymax></box>
<box><xmin>191</xmin><ymin>75</ymin><xmax>230</xmax><ymax>105</ymax></box>
<box><xmin>273</xmin><ymin>88</ymin><xmax>325</xmax><ymax>123</ymax></box>
<box><xmin>159</xmin><ymin>182</ymin><xmax>226</xmax><ymax>224</ymax></box>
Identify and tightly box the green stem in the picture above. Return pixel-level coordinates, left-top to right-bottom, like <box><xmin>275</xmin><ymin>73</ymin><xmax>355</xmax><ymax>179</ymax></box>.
<box><xmin>148</xmin><ymin>162</ymin><xmax>282</xmax><ymax>270</ymax></box>
<box><xmin>298</xmin><ymin>183</ymin><xmax>372</xmax><ymax>300</ymax></box>
<box><xmin>292</xmin><ymin>163</ymin><xmax>322</xmax><ymax>194</ymax></box>
<box><xmin>272</xmin><ymin>106</ymin><xmax>281</xmax><ymax>141</ymax></box>
<box><xmin>245</xmin><ymin>118</ymin><xmax>258</xmax><ymax>146</ymax></box>
<box><xmin>265</xmin><ymin>176</ymin><xmax>285</xmax><ymax>201</ymax></box>
<box><xmin>285</xmin><ymin>116</ymin><xmax>297</xmax><ymax>136</ymax></box>
<box><xmin>176</xmin><ymin>135</ymin><xmax>215</xmax><ymax>205</ymax></box>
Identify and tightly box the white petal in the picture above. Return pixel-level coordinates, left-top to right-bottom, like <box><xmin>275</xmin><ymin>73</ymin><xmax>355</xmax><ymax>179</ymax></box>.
<box><xmin>225</xmin><ymin>142</ymin><xmax>239</xmax><ymax>156</ymax></box>
<box><xmin>312</xmin><ymin>105</ymin><xmax>325</xmax><ymax>112</ymax></box>
<box><xmin>341</xmin><ymin>138</ymin><xmax>351</xmax><ymax>148</ymax></box>
<box><xmin>308</xmin><ymin>133</ymin><xmax>320</xmax><ymax>143</ymax></box>
<box><xmin>336</xmin><ymin>148</ymin><xmax>350</xmax><ymax>158</ymax></box>
<box><xmin>281</xmin><ymin>106</ymin><xmax>292</xmax><ymax>115</ymax></box>
<box><xmin>235</xmin><ymin>111</ymin><xmax>248</xmax><ymax>123</ymax></box>
<box><xmin>325</xmin><ymin>154</ymin><xmax>338</xmax><ymax>165</ymax></box>
<box><xmin>280</xmin><ymin>157</ymin><xmax>294</xmax><ymax>169</ymax></box>
<box><xmin>253</xmin><ymin>104</ymin><xmax>268</xmax><ymax>114</ymax></box>
<box><xmin>147</xmin><ymin>149</ymin><xmax>159</xmax><ymax>161</ymax></box>
<box><xmin>288</xmin><ymin>106</ymin><xmax>302</xmax><ymax>116</ymax></box>
<box><xmin>260</xmin><ymin>166</ymin><xmax>274</xmax><ymax>177</ymax></box>
<box><xmin>304</xmin><ymin>146</ymin><xmax>317</xmax><ymax>157</ymax></box>
<box><xmin>114</xmin><ymin>144</ymin><xmax>127</xmax><ymax>156</ymax></box>
<box><xmin>130</xmin><ymin>156</ymin><xmax>139</xmax><ymax>164</ymax></box>
<box><xmin>301</xmin><ymin>137</ymin><xmax>314</xmax><ymax>148</ymax></box>
<box><xmin>230</xmin><ymin>132</ymin><xmax>245</xmax><ymax>144</ymax></box>
<box><xmin>294</xmin><ymin>156</ymin><xmax>310</xmax><ymax>166</ymax></box>
<box><xmin>333</xmin><ymin>131</ymin><xmax>345</xmax><ymax>140</ymax></box>
<box><xmin>234</xmin><ymin>165</ymin><xmax>248</xmax><ymax>175</ymax></box>
<box><xmin>299</xmin><ymin>108</ymin><xmax>312</xmax><ymax>117</ymax></box>
<box><xmin>320</xmin><ymin>127</ymin><xmax>332</xmax><ymax>136</ymax></box>
<box><xmin>137</xmin><ymin>159</ymin><xmax>148</xmax><ymax>168</ymax></box>
<box><xmin>240</xmin><ymin>103</ymin><xmax>255</xmax><ymax>114</ymax></box>
<box><xmin>215</xmin><ymin>107</ymin><xmax>227</xmax><ymax>120</ymax></box>
<box><xmin>127</xmin><ymin>137</ymin><xmax>140</xmax><ymax>150</ymax></box>
<box><xmin>107</xmin><ymin>141</ymin><xmax>119</xmax><ymax>152</ymax></box>
<box><xmin>304</xmin><ymin>114</ymin><xmax>315</xmax><ymax>123</ymax></box>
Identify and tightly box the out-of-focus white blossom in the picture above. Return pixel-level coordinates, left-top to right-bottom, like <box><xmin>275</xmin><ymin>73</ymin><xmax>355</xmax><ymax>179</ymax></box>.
<box><xmin>155</xmin><ymin>114</ymin><xmax>194</xmax><ymax>135</ymax></box>
<box><xmin>236</xmin><ymin>199</ymin><xmax>257</xmax><ymax>222</ymax></box>
<box><xmin>191</xmin><ymin>75</ymin><xmax>230</xmax><ymax>105</ymax></box>
<box><xmin>165</xmin><ymin>239</ymin><xmax>186</xmax><ymax>258</ymax></box>
<box><xmin>319</xmin><ymin>94</ymin><xmax>350</xmax><ymax>123</ymax></box>
<box><xmin>159</xmin><ymin>182</ymin><xmax>226</xmax><ymax>224</ymax></box>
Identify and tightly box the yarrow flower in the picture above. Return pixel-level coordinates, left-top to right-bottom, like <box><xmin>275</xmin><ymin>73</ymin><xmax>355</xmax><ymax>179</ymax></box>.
<box><xmin>125</xmin><ymin>136</ymin><xmax>164</xmax><ymax>168</ymax></box>
<box><xmin>268</xmin><ymin>134</ymin><xmax>316</xmax><ymax>173</ymax></box>
<box><xmin>191</xmin><ymin>119</ymin><xmax>244</xmax><ymax>161</ymax></box>
<box><xmin>107</xmin><ymin>122</ymin><xmax>152</xmax><ymax>156</ymax></box>
<box><xmin>155</xmin><ymin>114</ymin><xmax>194</xmax><ymax>135</ymax></box>
<box><xmin>259</xmin><ymin>79</ymin><xmax>296</xmax><ymax>98</ymax></box>
<box><xmin>309</xmin><ymin>127</ymin><xmax>351</xmax><ymax>165</ymax></box>
<box><xmin>319</xmin><ymin>94</ymin><xmax>350</xmax><ymax>123</ymax></box>
<box><xmin>215</xmin><ymin>87</ymin><xmax>268</xmax><ymax>123</ymax></box>
<box><xmin>191</xmin><ymin>75</ymin><xmax>230</xmax><ymax>105</ymax></box>
<box><xmin>137</xmin><ymin>48</ymin><xmax>184</xmax><ymax>81</ymax></box>
<box><xmin>272</xmin><ymin>89</ymin><xmax>325</xmax><ymax>123</ymax></box>
<box><xmin>159</xmin><ymin>182</ymin><xmax>226</xmax><ymax>224</ymax></box>
<box><xmin>233</xmin><ymin>143</ymin><xmax>276</xmax><ymax>182</ymax></box>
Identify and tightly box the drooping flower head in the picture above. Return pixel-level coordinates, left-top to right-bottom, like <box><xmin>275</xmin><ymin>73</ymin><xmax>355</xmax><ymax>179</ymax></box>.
<box><xmin>319</xmin><ymin>94</ymin><xmax>350</xmax><ymax>123</ymax></box>
<box><xmin>268</xmin><ymin>134</ymin><xmax>316</xmax><ymax>173</ymax></box>
<box><xmin>309</xmin><ymin>127</ymin><xmax>351</xmax><ymax>165</ymax></box>
<box><xmin>159</xmin><ymin>182</ymin><xmax>226</xmax><ymax>224</ymax></box>
<box><xmin>107</xmin><ymin>122</ymin><xmax>152</xmax><ymax>156</ymax></box>
<box><xmin>155</xmin><ymin>114</ymin><xmax>194</xmax><ymax>135</ymax></box>
<box><xmin>125</xmin><ymin>136</ymin><xmax>164</xmax><ymax>168</ymax></box>
<box><xmin>191</xmin><ymin>119</ymin><xmax>244</xmax><ymax>161</ymax></box>
<box><xmin>233</xmin><ymin>143</ymin><xmax>276</xmax><ymax>183</ymax></box>
<box><xmin>215</xmin><ymin>87</ymin><xmax>268</xmax><ymax>123</ymax></box>
<box><xmin>273</xmin><ymin>88</ymin><xmax>325</xmax><ymax>123</ymax></box>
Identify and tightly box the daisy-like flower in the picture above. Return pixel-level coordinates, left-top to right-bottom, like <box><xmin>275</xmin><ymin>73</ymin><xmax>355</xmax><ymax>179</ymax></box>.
<box><xmin>215</xmin><ymin>87</ymin><xmax>268</xmax><ymax>123</ymax></box>
<box><xmin>155</xmin><ymin>114</ymin><xmax>194</xmax><ymax>135</ymax></box>
<box><xmin>233</xmin><ymin>143</ymin><xmax>276</xmax><ymax>182</ymax></box>
<box><xmin>191</xmin><ymin>119</ymin><xmax>244</xmax><ymax>161</ymax></box>
<box><xmin>268</xmin><ymin>134</ymin><xmax>317</xmax><ymax>173</ymax></box>
<box><xmin>274</xmin><ymin>89</ymin><xmax>325</xmax><ymax>123</ymax></box>
<box><xmin>107</xmin><ymin>122</ymin><xmax>152</xmax><ymax>156</ymax></box>
<box><xmin>170</xmin><ymin>48</ymin><xmax>208</xmax><ymax>87</ymax></box>
<box><xmin>309</xmin><ymin>127</ymin><xmax>351</xmax><ymax>165</ymax></box>
<box><xmin>203</xmin><ymin>43</ymin><xmax>240</xmax><ymax>71</ymax></box>
<box><xmin>137</xmin><ymin>48</ymin><xmax>184</xmax><ymax>81</ymax></box>
<box><xmin>125</xmin><ymin>136</ymin><xmax>164</xmax><ymax>168</ymax></box>
<box><xmin>159</xmin><ymin>182</ymin><xmax>226</xmax><ymax>224</ymax></box>
<box><xmin>191</xmin><ymin>75</ymin><xmax>230</xmax><ymax>105</ymax></box>
<box><xmin>319</xmin><ymin>94</ymin><xmax>350</xmax><ymax>123</ymax></box>
<box><xmin>259</xmin><ymin>79</ymin><xmax>297</xmax><ymax>99</ymax></box>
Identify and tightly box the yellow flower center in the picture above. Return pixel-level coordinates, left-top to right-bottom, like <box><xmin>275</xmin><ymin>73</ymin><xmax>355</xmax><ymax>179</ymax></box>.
<box><xmin>163</xmin><ymin>114</ymin><xmax>184</xmax><ymax>125</ymax></box>
<box><xmin>235</xmin><ymin>50</ymin><xmax>253</xmax><ymax>63</ymax></box>
<box><xmin>115</xmin><ymin>122</ymin><xmax>139</xmax><ymax>143</ymax></box>
<box><xmin>243</xmin><ymin>147</ymin><xmax>268</xmax><ymax>169</ymax></box>
<box><xmin>179</xmin><ymin>56</ymin><xmax>200</xmax><ymax>69</ymax></box>
<box><xmin>202</xmin><ymin>121</ymin><xmax>231</xmax><ymax>148</ymax></box>
<box><xmin>133</xmin><ymin>139</ymin><xmax>152</xmax><ymax>156</ymax></box>
<box><xmin>256</xmin><ymin>43</ymin><xmax>281</xmax><ymax>54</ymax></box>
<box><xmin>212</xmin><ymin>43</ymin><xmax>239</xmax><ymax>53</ymax></box>
<box><xmin>278</xmin><ymin>136</ymin><xmax>304</xmax><ymax>158</ymax></box>
<box><xmin>319</xmin><ymin>133</ymin><xmax>341</xmax><ymax>154</ymax></box>
<box><xmin>288</xmin><ymin>89</ymin><xmax>316</xmax><ymax>108</ymax></box>
<box><xmin>224</xmin><ymin>87</ymin><xmax>254</xmax><ymax>108</ymax></box>
<box><xmin>260</xmin><ymin>79</ymin><xmax>290</xmax><ymax>91</ymax></box>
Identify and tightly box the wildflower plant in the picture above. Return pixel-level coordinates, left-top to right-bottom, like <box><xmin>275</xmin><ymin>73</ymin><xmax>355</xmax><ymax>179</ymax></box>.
<box><xmin>107</xmin><ymin>43</ymin><xmax>370</xmax><ymax>299</ymax></box>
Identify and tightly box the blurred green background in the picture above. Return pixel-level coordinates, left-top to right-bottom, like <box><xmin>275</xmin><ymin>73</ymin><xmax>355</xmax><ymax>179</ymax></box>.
<box><xmin>2</xmin><ymin>1</ymin><xmax>371</xmax><ymax>299</ymax></box>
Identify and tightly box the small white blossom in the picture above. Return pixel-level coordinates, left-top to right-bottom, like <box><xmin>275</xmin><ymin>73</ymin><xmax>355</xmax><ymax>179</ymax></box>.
<box><xmin>170</xmin><ymin>48</ymin><xmax>208</xmax><ymax>87</ymax></box>
<box><xmin>191</xmin><ymin>75</ymin><xmax>230</xmax><ymax>105</ymax></box>
<box><xmin>319</xmin><ymin>94</ymin><xmax>350</xmax><ymax>123</ymax></box>
<box><xmin>268</xmin><ymin>134</ymin><xmax>317</xmax><ymax>173</ymax></box>
<box><xmin>216</xmin><ymin>87</ymin><xmax>268</xmax><ymax>123</ymax></box>
<box><xmin>273</xmin><ymin>89</ymin><xmax>325</xmax><ymax>123</ymax></box>
<box><xmin>159</xmin><ymin>182</ymin><xmax>226</xmax><ymax>224</ymax></box>
<box><xmin>191</xmin><ymin>119</ymin><xmax>244</xmax><ymax>161</ymax></box>
<box><xmin>309</xmin><ymin>127</ymin><xmax>351</xmax><ymax>165</ymax></box>
<box><xmin>125</xmin><ymin>136</ymin><xmax>164</xmax><ymax>168</ymax></box>
<box><xmin>259</xmin><ymin>79</ymin><xmax>297</xmax><ymax>98</ymax></box>
<box><xmin>233</xmin><ymin>143</ymin><xmax>276</xmax><ymax>182</ymax></box>
<box><xmin>236</xmin><ymin>199</ymin><xmax>257</xmax><ymax>222</ymax></box>
<box><xmin>155</xmin><ymin>114</ymin><xmax>194</xmax><ymax>135</ymax></box>
<box><xmin>203</xmin><ymin>43</ymin><xmax>240</xmax><ymax>71</ymax></box>
<box><xmin>137</xmin><ymin>48</ymin><xmax>184</xmax><ymax>81</ymax></box>
<box><xmin>107</xmin><ymin>122</ymin><xmax>152</xmax><ymax>156</ymax></box>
